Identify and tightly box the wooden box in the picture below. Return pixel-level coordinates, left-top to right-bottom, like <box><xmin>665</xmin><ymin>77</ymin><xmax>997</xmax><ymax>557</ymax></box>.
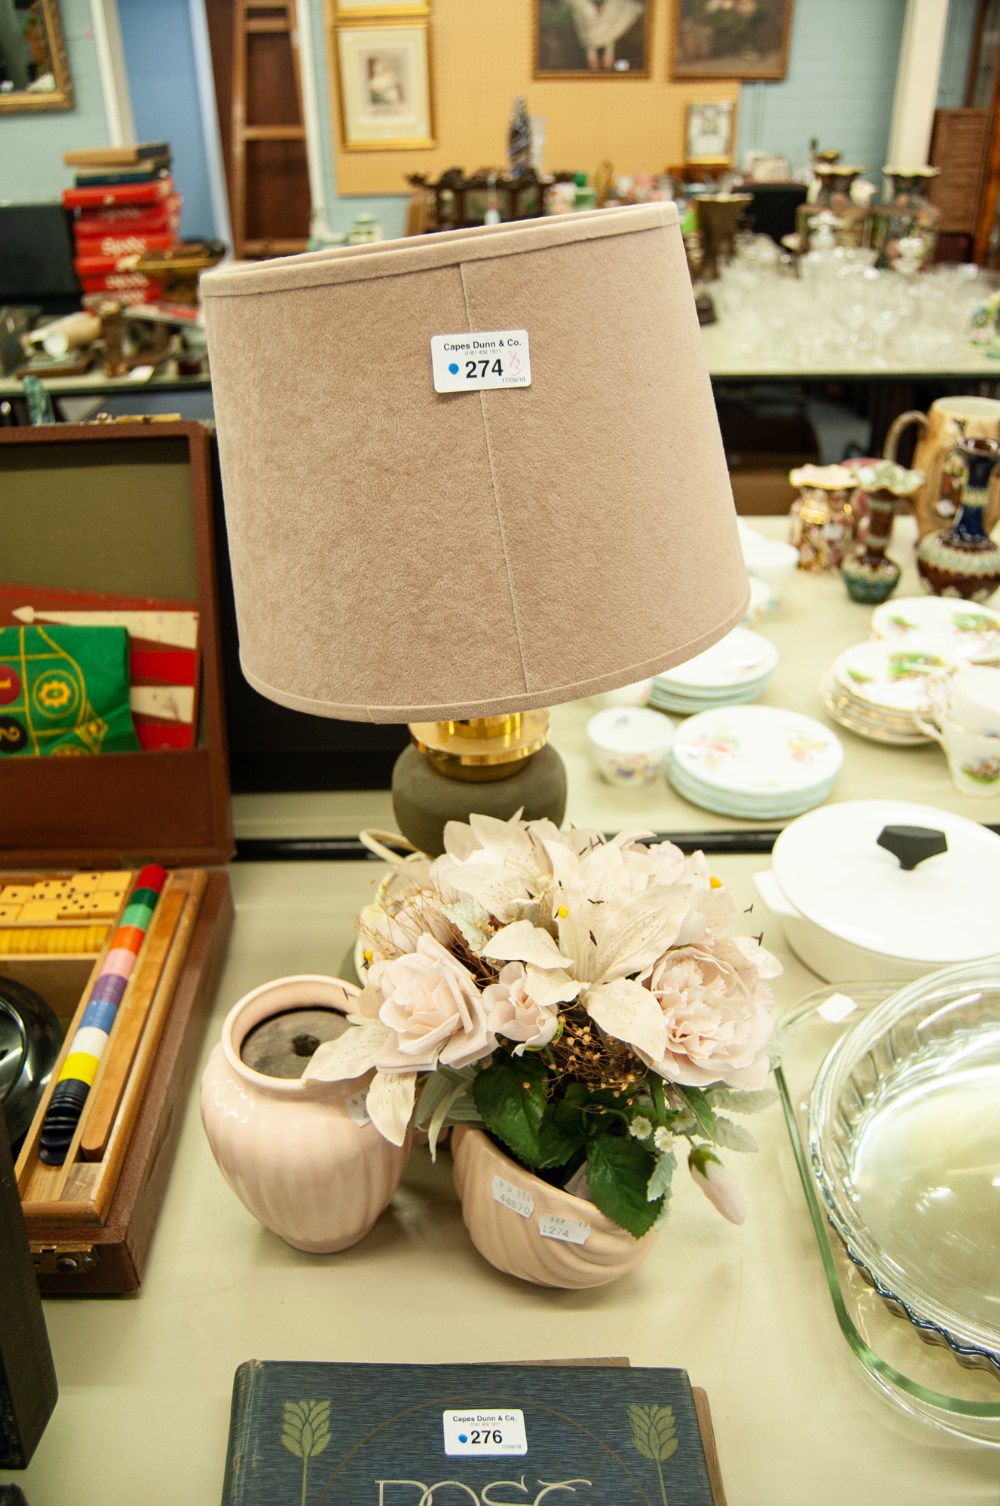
<box><xmin>0</xmin><ymin>421</ymin><xmax>234</xmax><ymax>1294</ymax></box>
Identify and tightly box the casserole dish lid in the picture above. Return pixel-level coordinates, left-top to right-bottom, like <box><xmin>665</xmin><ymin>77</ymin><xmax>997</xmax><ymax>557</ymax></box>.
<box><xmin>771</xmin><ymin>799</ymin><xmax>1000</xmax><ymax>965</ymax></box>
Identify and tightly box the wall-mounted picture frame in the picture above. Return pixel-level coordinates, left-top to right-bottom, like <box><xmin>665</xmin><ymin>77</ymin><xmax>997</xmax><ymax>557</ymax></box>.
<box><xmin>335</xmin><ymin>21</ymin><xmax>435</xmax><ymax>150</ymax></box>
<box><xmin>671</xmin><ymin>0</ymin><xmax>794</xmax><ymax>80</ymax></box>
<box><xmin>534</xmin><ymin>0</ymin><xmax>652</xmax><ymax>79</ymax></box>
<box><xmin>332</xmin><ymin>0</ymin><xmax>429</xmax><ymax>16</ymax></box>
<box><xmin>685</xmin><ymin>100</ymin><xmax>735</xmax><ymax>164</ymax></box>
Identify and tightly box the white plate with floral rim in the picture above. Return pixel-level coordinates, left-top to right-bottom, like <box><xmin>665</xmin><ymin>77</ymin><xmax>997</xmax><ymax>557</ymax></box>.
<box><xmin>654</xmin><ymin>626</ymin><xmax>779</xmax><ymax>695</ymax></box>
<box><xmin>831</xmin><ymin>639</ymin><xmax>956</xmax><ymax>716</ymax></box>
<box><xmin>870</xmin><ymin>597</ymin><xmax>1000</xmax><ymax>663</ymax></box>
<box><xmin>669</xmin><ymin>704</ymin><xmax>844</xmax><ymax>800</ymax></box>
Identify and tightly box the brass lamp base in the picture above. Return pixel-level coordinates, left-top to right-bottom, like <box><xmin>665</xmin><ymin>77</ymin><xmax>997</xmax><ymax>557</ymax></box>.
<box><xmin>391</xmin><ymin>713</ymin><xmax>567</xmax><ymax>856</ymax></box>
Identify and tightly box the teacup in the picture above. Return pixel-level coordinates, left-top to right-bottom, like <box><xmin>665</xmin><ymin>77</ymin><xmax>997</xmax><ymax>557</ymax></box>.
<box><xmin>586</xmin><ymin>705</ymin><xmax>674</xmax><ymax>787</ymax></box>
<box><xmin>915</xmin><ymin>707</ymin><xmax>1000</xmax><ymax>798</ymax></box>
<box><xmin>945</xmin><ymin>663</ymin><xmax>1000</xmax><ymax>737</ymax></box>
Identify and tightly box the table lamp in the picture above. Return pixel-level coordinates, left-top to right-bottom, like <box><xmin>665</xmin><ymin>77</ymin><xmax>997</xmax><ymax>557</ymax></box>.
<box><xmin>203</xmin><ymin>204</ymin><xmax>749</xmax><ymax>853</ymax></box>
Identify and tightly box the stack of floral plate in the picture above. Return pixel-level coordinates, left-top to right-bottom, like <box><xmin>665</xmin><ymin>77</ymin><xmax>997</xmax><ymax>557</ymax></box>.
<box><xmin>650</xmin><ymin>626</ymin><xmax>778</xmax><ymax>715</ymax></box>
<box><xmin>821</xmin><ymin>639</ymin><xmax>956</xmax><ymax>745</ymax></box>
<box><xmin>870</xmin><ymin>595</ymin><xmax>1000</xmax><ymax>663</ymax></box>
<box><xmin>666</xmin><ymin>704</ymin><xmax>843</xmax><ymax>819</ymax></box>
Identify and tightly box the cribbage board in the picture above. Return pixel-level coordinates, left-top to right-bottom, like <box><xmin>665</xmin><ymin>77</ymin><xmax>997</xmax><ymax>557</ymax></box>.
<box><xmin>1</xmin><ymin>421</ymin><xmax>235</xmax><ymax>1294</ymax></box>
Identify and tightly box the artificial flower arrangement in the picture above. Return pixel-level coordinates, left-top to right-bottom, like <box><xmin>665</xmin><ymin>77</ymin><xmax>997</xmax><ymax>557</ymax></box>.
<box><xmin>304</xmin><ymin>814</ymin><xmax>780</xmax><ymax>1239</ymax></box>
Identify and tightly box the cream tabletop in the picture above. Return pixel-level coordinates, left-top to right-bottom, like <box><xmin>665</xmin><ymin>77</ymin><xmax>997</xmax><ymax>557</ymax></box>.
<box><xmin>233</xmin><ymin>514</ymin><xmax>1000</xmax><ymax>845</ymax></box>
<box><xmin>6</xmin><ymin>853</ymin><xmax>1000</xmax><ymax>1506</ymax></box>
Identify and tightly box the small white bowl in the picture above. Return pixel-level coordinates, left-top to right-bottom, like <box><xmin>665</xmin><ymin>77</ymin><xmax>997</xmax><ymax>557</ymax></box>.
<box><xmin>586</xmin><ymin>705</ymin><xmax>674</xmax><ymax>787</ymax></box>
<box><xmin>588</xmin><ymin>677</ymin><xmax>653</xmax><ymax>709</ymax></box>
<box><xmin>738</xmin><ymin>525</ymin><xmax>799</xmax><ymax>601</ymax></box>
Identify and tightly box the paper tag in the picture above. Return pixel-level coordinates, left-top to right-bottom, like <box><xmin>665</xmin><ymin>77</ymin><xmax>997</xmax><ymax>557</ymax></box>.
<box><xmin>431</xmin><ymin>330</ymin><xmax>531</xmax><ymax>392</ymax></box>
<box><xmin>538</xmin><ymin>1213</ymin><xmax>591</xmax><ymax>1246</ymax></box>
<box><xmin>818</xmin><ymin>991</ymin><xmax>859</xmax><ymax>1023</ymax></box>
<box><xmin>345</xmin><ymin>1089</ymin><xmax>371</xmax><ymax>1126</ymax></box>
<box><xmin>491</xmin><ymin>1174</ymin><xmax>534</xmax><ymax>1218</ymax></box>
<box><xmin>443</xmin><ymin>1409</ymin><xmax>528</xmax><ymax>1457</ymax></box>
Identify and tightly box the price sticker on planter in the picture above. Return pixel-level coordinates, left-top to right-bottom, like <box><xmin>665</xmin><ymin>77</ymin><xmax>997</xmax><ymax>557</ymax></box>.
<box><xmin>431</xmin><ymin>330</ymin><xmax>531</xmax><ymax>392</ymax></box>
<box><xmin>491</xmin><ymin>1174</ymin><xmax>534</xmax><ymax>1218</ymax></box>
<box><xmin>345</xmin><ymin>1089</ymin><xmax>371</xmax><ymax>1127</ymax></box>
<box><xmin>443</xmin><ymin>1409</ymin><xmax>528</xmax><ymax>1457</ymax></box>
<box><xmin>539</xmin><ymin>1213</ymin><xmax>591</xmax><ymax>1246</ymax></box>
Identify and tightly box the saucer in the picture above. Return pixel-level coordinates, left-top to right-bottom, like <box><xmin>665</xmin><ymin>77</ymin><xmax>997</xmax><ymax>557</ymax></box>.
<box><xmin>871</xmin><ymin>596</ymin><xmax>1000</xmax><ymax>663</ymax></box>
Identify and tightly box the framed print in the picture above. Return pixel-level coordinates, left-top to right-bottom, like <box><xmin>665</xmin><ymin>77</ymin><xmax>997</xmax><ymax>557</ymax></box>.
<box><xmin>672</xmin><ymin>0</ymin><xmax>794</xmax><ymax>80</ymax></box>
<box><xmin>534</xmin><ymin>0</ymin><xmax>652</xmax><ymax>78</ymax></box>
<box><xmin>335</xmin><ymin>22</ymin><xmax>435</xmax><ymax>150</ymax></box>
<box><xmin>332</xmin><ymin>0</ymin><xmax>429</xmax><ymax>15</ymax></box>
<box><xmin>685</xmin><ymin>100</ymin><xmax>735</xmax><ymax>163</ymax></box>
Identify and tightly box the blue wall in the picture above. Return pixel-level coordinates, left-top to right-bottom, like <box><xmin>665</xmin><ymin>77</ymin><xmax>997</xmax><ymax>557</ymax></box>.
<box><xmin>0</xmin><ymin>0</ymin><xmax>106</xmax><ymax>207</ymax></box>
<box><xmin>736</xmin><ymin>0</ymin><xmax>909</xmax><ymax>184</ymax></box>
<box><xmin>302</xmin><ymin>0</ymin><xmax>406</xmax><ymax>241</ymax></box>
<box><xmin>116</xmin><ymin>0</ymin><xmax>216</xmax><ymax>240</ymax></box>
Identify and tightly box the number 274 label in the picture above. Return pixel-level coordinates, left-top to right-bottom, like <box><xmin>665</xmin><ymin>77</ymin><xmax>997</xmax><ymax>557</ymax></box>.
<box><xmin>431</xmin><ymin>330</ymin><xmax>531</xmax><ymax>392</ymax></box>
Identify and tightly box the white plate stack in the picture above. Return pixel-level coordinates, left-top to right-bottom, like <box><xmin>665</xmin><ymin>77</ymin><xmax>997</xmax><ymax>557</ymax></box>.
<box><xmin>666</xmin><ymin>704</ymin><xmax>844</xmax><ymax>819</ymax></box>
<box><xmin>650</xmin><ymin>626</ymin><xmax>779</xmax><ymax>714</ymax></box>
<box><xmin>821</xmin><ymin>638</ymin><xmax>956</xmax><ymax>745</ymax></box>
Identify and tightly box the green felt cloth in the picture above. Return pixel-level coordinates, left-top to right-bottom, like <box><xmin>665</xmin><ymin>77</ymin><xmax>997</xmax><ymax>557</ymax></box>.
<box><xmin>0</xmin><ymin>624</ymin><xmax>139</xmax><ymax>756</ymax></box>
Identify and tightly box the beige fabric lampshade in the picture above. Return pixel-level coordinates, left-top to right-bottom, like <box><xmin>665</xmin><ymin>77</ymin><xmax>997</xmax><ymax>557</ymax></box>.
<box><xmin>202</xmin><ymin>203</ymin><xmax>748</xmax><ymax>724</ymax></box>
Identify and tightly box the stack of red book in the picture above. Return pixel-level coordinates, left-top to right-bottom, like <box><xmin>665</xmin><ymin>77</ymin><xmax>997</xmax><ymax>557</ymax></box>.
<box><xmin>62</xmin><ymin>143</ymin><xmax>181</xmax><ymax>303</ymax></box>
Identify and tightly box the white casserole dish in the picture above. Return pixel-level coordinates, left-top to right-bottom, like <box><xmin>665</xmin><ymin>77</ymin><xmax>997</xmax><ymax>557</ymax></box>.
<box><xmin>754</xmin><ymin>799</ymin><xmax>1000</xmax><ymax>983</ymax></box>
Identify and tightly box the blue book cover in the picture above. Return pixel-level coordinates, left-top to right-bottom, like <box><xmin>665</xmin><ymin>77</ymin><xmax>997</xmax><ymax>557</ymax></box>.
<box><xmin>221</xmin><ymin>1360</ymin><xmax>723</xmax><ymax>1506</ymax></box>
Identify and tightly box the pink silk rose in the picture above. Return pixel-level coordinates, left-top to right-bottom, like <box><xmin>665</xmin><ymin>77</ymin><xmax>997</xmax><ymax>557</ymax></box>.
<box><xmin>482</xmin><ymin>961</ymin><xmax>562</xmax><ymax>1055</ymax></box>
<box><xmin>371</xmin><ymin>932</ymin><xmax>496</xmax><ymax>1074</ymax></box>
<box><xmin>640</xmin><ymin>936</ymin><xmax>777</xmax><ymax>1090</ymax></box>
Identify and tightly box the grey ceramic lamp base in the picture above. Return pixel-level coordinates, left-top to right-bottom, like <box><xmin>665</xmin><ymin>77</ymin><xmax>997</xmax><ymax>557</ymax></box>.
<box><xmin>391</xmin><ymin>743</ymin><xmax>568</xmax><ymax>857</ymax></box>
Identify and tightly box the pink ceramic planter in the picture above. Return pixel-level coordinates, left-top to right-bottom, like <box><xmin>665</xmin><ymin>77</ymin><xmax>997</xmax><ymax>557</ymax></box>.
<box><xmin>451</xmin><ymin>1127</ymin><xmax>658</xmax><ymax>1289</ymax></box>
<box><xmin>200</xmin><ymin>974</ymin><xmax>411</xmax><ymax>1253</ymax></box>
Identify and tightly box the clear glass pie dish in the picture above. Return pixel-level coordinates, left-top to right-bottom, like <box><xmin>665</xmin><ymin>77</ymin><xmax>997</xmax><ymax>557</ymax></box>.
<box><xmin>776</xmin><ymin>967</ymin><xmax>1000</xmax><ymax>1447</ymax></box>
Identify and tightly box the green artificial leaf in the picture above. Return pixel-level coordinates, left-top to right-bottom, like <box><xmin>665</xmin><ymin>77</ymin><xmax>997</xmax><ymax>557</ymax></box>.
<box><xmin>628</xmin><ymin>1402</ymin><xmax>679</xmax><ymax>1463</ymax></box>
<box><xmin>646</xmin><ymin>1146</ymin><xmax>677</xmax><ymax>1203</ymax></box>
<box><xmin>585</xmin><ymin>1131</ymin><xmax>662</xmax><ymax>1238</ymax></box>
<box><xmin>710</xmin><ymin>1116</ymin><xmax>759</xmax><ymax>1153</ymax></box>
<box><xmin>704</xmin><ymin>1086</ymin><xmax>778</xmax><ymax>1115</ymax></box>
<box><xmin>473</xmin><ymin>1053</ymin><xmax>547</xmax><ymax>1166</ymax></box>
<box><xmin>281</xmin><ymin>1400</ymin><xmax>332</xmax><ymax>1460</ymax></box>
<box><xmin>678</xmin><ymin>1085</ymin><xmax>716</xmax><ymax>1138</ymax></box>
<box><xmin>416</xmin><ymin>1071</ymin><xmax>479</xmax><ymax>1159</ymax></box>
<box><xmin>535</xmin><ymin>1099</ymin><xmax>588</xmax><ymax>1170</ymax></box>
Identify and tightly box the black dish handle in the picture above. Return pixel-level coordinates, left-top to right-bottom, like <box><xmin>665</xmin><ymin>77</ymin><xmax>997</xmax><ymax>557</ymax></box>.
<box><xmin>876</xmin><ymin>824</ymin><xmax>948</xmax><ymax>871</ymax></box>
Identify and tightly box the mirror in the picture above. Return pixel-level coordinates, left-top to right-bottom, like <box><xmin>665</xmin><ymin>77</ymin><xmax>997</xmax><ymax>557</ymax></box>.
<box><xmin>0</xmin><ymin>0</ymin><xmax>73</xmax><ymax>111</ymax></box>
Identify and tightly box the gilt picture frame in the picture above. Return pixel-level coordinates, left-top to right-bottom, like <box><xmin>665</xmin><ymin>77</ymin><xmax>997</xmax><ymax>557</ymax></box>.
<box><xmin>685</xmin><ymin>100</ymin><xmax>736</xmax><ymax>164</ymax></box>
<box><xmin>534</xmin><ymin>0</ymin><xmax>652</xmax><ymax>79</ymax></box>
<box><xmin>335</xmin><ymin>20</ymin><xmax>435</xmax><ymax>150</ymax></box>
<box><xmin>332</xmin><ymin>0</ymin><xmax>429</xmax><ymax>17</ymax></box>
<box><xmin>671</xmin><ymin>0</ymin><xmax>794</xmax><ymax>81</ymax></box>
<box><xmin>0</xmin><ymin>0</ymin><xmax>74</xmax><ymax>112</ymax></box>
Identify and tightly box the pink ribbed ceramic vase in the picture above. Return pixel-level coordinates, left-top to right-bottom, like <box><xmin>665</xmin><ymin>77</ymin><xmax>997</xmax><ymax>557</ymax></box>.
<box><xmin>451</xmin><ymin>1127</ymin><xmax>658</xmax><ymax>1289</ymax></box>
<box><xmin>200</xmin><ymin>974</ymin><xmax>411</xmax><ymax>1253</ymax></box>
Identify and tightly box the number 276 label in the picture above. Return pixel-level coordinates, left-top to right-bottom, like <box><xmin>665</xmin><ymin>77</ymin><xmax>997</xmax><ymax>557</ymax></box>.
<box><xmin>431</xmin><ymin>330</ymin><xmax>531</xmax><ymax>392</ymax></box>
<box><xmin>442</xmin><ymin>1409</ymin><xmax>528</xmax><ymax>1456</ymax></box>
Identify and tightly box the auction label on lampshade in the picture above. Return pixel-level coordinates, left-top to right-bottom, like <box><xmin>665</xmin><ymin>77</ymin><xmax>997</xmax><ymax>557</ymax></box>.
<box><xmin>431</xmin><ymin>330</ymin><xmax>531</xmax><ymax>392</ymax></box>
<box><xmin>443</xmin><ymin>1409</ymin><xmax>528</xmax><ymax>1456</ymax></box>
